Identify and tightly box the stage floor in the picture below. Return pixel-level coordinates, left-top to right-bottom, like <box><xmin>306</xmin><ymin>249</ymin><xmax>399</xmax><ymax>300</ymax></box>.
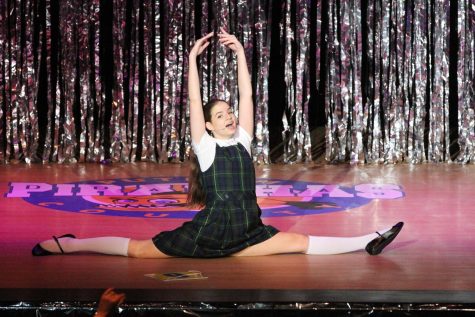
<box><xmin>0</xmin><ymin>162</ymin><xmax>474</xmax><ymax>305</ymax></box>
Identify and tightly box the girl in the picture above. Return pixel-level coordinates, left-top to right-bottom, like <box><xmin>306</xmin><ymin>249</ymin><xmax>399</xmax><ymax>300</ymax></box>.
<box><xmin>32</xmin><ymin>30</ymin><xmax>403</xmax><ymax>258</ymax></box>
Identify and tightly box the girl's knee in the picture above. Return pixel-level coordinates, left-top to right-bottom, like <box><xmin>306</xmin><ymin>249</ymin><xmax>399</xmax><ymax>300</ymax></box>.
<box><xmin>128</xmin><ymin>239</ymin><xmax>170</xmax><ymax>258</ymax></box>
<box><xmin>126</xmin><ymin>239</ymin><xmax>141</xmax><ymax>257</ymax></box>
<box><xmin>276</xmin><ymin>232</ymin><xmax>308</xmax><ymax>253</ymax></box>
<box><xmin>127</xmin><ymin>239</ymin><xmax>154</xmax><ymax>258</ymax></box>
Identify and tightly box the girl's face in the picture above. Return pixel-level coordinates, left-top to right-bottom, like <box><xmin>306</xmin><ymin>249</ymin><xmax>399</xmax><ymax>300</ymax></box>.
<box><xmin>205</xmin><ymin>101</ymin><xmax>237</xmax><ymax>139</ymax></box>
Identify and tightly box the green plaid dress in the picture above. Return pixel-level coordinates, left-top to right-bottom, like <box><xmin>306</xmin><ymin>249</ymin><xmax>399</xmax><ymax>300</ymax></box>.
<box><xmin>152</xmin><ymin>142</ymin><xmax>279</xmax><ymax>258</ymax></box>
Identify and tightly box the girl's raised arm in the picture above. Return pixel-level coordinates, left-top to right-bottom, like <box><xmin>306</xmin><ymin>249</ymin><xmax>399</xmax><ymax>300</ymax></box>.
<box><xmin>188</xmin><ymin>32</ymin><xmax>214</xmax><ymax>144</ymax></box>
<box><xmin>218</xmin><ymin>28</ymin><xmax>253</xmax><ymax>136</ymax></box>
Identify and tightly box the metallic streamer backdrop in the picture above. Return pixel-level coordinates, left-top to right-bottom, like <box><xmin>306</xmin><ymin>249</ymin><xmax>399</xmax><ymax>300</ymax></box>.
<box><xmin>0</xmin><ymin>0</ymin><xmax>473</xmax><ymax>164</ymax></box>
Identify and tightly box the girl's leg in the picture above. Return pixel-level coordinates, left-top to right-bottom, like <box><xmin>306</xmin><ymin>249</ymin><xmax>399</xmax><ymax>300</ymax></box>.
<box><xmin>233</xmin><ymin>223</ymin><xmax>403</xmax><ymax>257</ymax></box>
<box><xmin>33</xmin><ymin>236</ymin><xmax>170</xmax><ymax>258</ymax></box>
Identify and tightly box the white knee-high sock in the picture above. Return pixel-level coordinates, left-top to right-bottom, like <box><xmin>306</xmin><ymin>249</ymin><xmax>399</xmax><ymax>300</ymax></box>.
<box><xmin>40</xmin><ymin>237</ymin><xmax>130</xmax><ymax>256</ymax></box>
<box><xmin>306</xmin><ymin>227</ymin><xmax>391</xmax><ymax>255</ymax></box>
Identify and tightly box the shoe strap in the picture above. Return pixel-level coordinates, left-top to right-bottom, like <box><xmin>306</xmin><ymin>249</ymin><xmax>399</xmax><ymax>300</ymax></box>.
<box><xmin>375</xmin><ymin>231</ymin><xmax>382</xmax><ymax>237</ymax></box>
<box><xmin>53</xmin><ymin>236</ymin><xmax>65</xmax><ymax>254</ymax></box>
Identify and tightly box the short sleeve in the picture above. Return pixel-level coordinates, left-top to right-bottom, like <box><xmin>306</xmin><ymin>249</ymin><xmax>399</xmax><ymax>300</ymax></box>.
<box><xmin>236</xmin><ymin>126</ymin><xmax>252</xmax><ymax>155</ymax></box>
<box><xmin>191</xmin><ymin>132</ymin><xmax>216</xmax><ymax>172</ymax></box>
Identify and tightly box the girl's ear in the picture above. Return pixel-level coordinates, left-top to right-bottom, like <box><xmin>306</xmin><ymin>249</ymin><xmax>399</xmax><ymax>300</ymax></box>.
<box><xmin>205</xmin><ymin>121</ymin><xmax>214</xmax><ymax>132</ymax></box>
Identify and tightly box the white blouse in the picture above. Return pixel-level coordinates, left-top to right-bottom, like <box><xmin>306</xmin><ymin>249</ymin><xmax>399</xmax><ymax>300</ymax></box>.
<box><xmin>192</xmin><ymin>126</ymin><xmax>252</xmax><ymax>172</ymax></box>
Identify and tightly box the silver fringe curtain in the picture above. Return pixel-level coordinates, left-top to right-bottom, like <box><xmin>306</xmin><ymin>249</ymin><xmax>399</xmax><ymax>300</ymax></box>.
<box><xmin>0</xmin><ymin>0</ymin><xmax>473</xmax><ymax>164</ymax></box>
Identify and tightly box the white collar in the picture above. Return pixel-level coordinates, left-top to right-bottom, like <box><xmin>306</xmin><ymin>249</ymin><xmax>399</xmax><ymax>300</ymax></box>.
<box><xmin>215</xmin><ymin>137</ymin><xmax>238</xmax><ymax>147</ymax></box>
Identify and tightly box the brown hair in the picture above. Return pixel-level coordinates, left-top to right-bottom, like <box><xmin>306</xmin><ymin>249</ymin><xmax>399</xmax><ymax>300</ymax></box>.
<box><xmin>187</xmin><ymin>99</ymin><xmax>229</xmax><ymax>207</ymax></box>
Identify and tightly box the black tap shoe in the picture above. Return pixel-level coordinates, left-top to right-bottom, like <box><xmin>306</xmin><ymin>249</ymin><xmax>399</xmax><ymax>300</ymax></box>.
<box><xmin>365</xmin><ymin>222</ymin><xmax>404</xmax><ymax>255</ymax></box>
<box><xmin>32</xmin><ymin>234</ymin><xmax>76</xmax><ymax>256</ymax></box>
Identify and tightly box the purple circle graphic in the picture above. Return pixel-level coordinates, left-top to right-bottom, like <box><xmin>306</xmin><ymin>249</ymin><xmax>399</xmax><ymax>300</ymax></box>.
<box><xmin>8</xmin><ymin>177</ymin><xmax>404</xmax><ymax>218</ymax></box>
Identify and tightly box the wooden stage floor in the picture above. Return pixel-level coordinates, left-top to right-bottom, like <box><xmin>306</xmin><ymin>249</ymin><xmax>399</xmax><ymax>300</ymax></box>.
<box><xmin>0</xmin><ymin>162</ymin><xmax>474</xmax><ymax>307</ymax></box>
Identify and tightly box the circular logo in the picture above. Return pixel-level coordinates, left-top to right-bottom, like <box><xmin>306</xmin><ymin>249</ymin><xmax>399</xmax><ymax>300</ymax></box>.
<box><xmin>8</xmin><ymin>177</ymin><xmax>404</xmax><ymax>218</ymax></box>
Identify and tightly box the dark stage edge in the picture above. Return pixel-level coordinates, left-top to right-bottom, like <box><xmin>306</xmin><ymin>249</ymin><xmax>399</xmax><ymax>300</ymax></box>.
<box><xmin>1</xmin><ymin>288</ymin><xmax>475</xmax><ymax>303</ymax></box>
<box><xmin>1</xmin><ymin>289</ymin><xmax>475</xmax><ymax>317</ymax></box>
<box><xmin>1</xmin><ymin>303</ymin><xmax>475</xmax><ymax>317</ymax></box>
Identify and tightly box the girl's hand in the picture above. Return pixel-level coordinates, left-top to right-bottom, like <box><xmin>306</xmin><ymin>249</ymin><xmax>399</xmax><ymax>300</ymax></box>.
<box><xmin>189</xmin><ymin>32</ymin><xmax>214</xmax><ymax>57</ymax></box>
<box><xmin>218</xmin><ymin>28</ymin><xmax>244</xmax><ymax>54</ymax></box>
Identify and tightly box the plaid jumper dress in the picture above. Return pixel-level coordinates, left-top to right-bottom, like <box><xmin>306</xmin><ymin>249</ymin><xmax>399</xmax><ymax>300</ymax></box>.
<box><xmin>153</xmin><ymin>142</ymin><xmax>279</xmax><ymax>258</ymax></box>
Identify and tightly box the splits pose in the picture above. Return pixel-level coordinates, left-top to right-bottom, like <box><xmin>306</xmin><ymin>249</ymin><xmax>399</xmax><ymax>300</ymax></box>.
<box><xmin>32</xmin><ymin>30</ymin><xmax>403</xmax><ymax>258</ymax></box>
